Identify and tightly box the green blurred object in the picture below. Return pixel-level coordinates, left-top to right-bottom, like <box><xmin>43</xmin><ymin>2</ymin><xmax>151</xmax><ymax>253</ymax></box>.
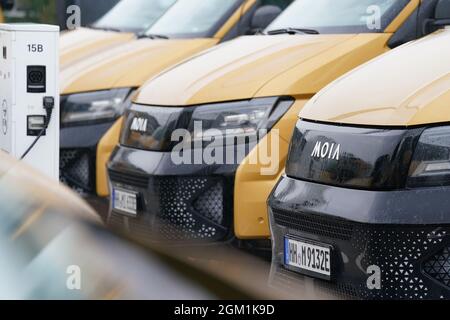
<box><xmin>5</xmin><ymin>0</ymin><xmax>56</xmax><ymax>23</ymax></box>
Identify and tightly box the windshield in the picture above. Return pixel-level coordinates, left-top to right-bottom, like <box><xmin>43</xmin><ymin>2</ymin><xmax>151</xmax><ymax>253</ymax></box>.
<box><xmin>266</xmin><ymin>0</ymin><xmax>410</xmax><ymax>34</ymax></box>
<box><xmin>145</xmin><ymin>0</ymin><xmax>243</xmax><ymax>38</ymax></box>
<box><xmin>93</xmin><ymin>0</ymin><xmax>177</xmax><ymax>33</ymax></box>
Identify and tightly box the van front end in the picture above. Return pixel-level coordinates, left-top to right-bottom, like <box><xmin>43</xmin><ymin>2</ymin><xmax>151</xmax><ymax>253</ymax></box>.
<box><xmin>107</xmin><ymin>146</ymin><xmax>237</xmax><ymax>242</ymax></box>
<box><xmin>60</xmin><ymin>88</ymin><xmax>136</xmax><ymax>196</ymax></box>
<box><xmin>269</xmin><ymin>120</ymin><xmax>450</xmax><ymax>299</ymax></box>
<box><xmin>107</xmin><ymin>98</ymin><xmax>294</xmax><ymax>243</ymax></box>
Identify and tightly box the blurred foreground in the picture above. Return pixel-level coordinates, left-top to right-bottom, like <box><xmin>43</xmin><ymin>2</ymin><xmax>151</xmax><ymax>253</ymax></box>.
<box><xmin>0</xmin><ymin>152</ymin><xmax>339</xmax><ymax>299</ymax></box>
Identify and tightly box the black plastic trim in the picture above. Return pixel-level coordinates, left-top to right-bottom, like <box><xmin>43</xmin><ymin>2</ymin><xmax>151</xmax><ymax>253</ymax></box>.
<box><xmin>270</xmin><ymin>175</ymin><xmax>450</xmax><ymax>225</ymax></box>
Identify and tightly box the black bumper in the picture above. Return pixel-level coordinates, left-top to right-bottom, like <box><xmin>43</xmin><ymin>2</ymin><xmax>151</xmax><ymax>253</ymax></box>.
<box><xmin>269</xmin><ymin>175</ymin><xmax>450</xmax><ymax>300</ymax></box>
<box><xmin>107</xmin><ymin>145</ymin><xmax>239</xmax><ymax>243</ymax></box>
<box><xmin>60</xmin><ymin>121</ymin><xmax>115</xmax><ymax>195</ymax></box>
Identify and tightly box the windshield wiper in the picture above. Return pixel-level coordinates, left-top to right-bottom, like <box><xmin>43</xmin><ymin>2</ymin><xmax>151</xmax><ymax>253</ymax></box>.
<box><xmin>88</xmin><ymin>25</ymin><xmax>122</xmax><ymax>33</ymax></box>
<box><xmin>267</xmin><ymin>28</ymin><xmax>320</xmax><ymax>35</ymax></box>
<box><xmin>137</xmin><ymin>33</ymin><xmax>169</xmax><ymax>40</ymax></box>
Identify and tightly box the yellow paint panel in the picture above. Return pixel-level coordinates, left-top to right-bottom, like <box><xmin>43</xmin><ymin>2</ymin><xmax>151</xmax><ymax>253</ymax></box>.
<box><xmin>256</xmin><ymin>34</ymin><xmax>391</xmax><ymax>98</ymax></box>
<box><xmin>235</xmin><ymin>100</ymin><xmax>308</xmax><ymax>239</ymax></box>
<box><xmin>61</xmin><ymin>38</ymin><xmax>218</xmax><ymax>94</ymax></box>
<box><xmin>135</xmin><ymin>34</ymin><xmax>359</xmax><ymax>105</ymax></box>
<box><xmin>410</xmin><ymin>88</ymin><xmax>450</xmax><ymax>124</ymax></box>
<box><xmin>97</xmin><ymin>118</ymin><xmax>123</xmax><ymax>197</ymax></box>
<box><xmin>384</xmin><ymin>0</ymin><xmax>420</xmax><ymax>33</ymax></box>
<box><xmin>300</xmin><ymin>30</ymin><xmax>450</xmax><ymax>126</ymax></box>
<box><xmin>60</xmin><ymin>28</ymin><xmax>135</xmax><ymax>68</ymax></box>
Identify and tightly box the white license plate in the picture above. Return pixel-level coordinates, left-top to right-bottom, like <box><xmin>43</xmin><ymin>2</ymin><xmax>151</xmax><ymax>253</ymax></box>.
<box><xmin>284</xmin><ymin>237</ymin><xmax>331</xmax><ymax>280</ymax></box>
<box><xmin>113</xmin><ymin>188</ymin><xmax>137</xmax><ymax>216</ymax></box>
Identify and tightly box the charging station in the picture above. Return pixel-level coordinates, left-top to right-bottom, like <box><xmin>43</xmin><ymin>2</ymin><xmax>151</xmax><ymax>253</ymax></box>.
<box><xmin>0</xmin><ymin>24</ymin><xmax>59</xmax><ymax>180</ymax></box>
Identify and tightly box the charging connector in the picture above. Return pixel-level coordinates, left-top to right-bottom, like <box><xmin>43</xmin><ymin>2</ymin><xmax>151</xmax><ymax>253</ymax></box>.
<box><xmin>20</xmin><ymin>96</ymin><xmax>55</xmax><ymax>160</ymax></box>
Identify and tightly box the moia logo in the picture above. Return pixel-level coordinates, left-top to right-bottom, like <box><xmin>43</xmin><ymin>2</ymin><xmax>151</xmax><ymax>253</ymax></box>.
<box><xmin>130</xmin><ymin>117</ymin><xmax>148</xmax><ymax>132</ymax></box>
<box><xmin>311</xmin><ymin>141</ymin><xmax>340</xmax><ymax>161</ymax></box>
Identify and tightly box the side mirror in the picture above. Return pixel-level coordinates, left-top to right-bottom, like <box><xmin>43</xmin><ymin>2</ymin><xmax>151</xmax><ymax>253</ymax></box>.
<box><xmin>249</xmin><ymin>5</ymin><xmax>282</xmax><ymax>34</ymax></box>
<box><xmin>0</xmin><ymin>0</ymin><xmax>14</xmax><ymax>11</ymax></box>
<box><xmin>423</xmin><ymin>0</ymin><xmax>450</xmax><ymax>34</ymax></box>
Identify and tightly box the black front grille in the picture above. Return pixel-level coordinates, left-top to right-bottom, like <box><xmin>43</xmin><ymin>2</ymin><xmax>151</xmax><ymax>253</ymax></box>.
<box><xmin>60</xmin><ymin>148</ymin><xmax>94</xmax><ymax>194</ymax></box>
<box><xmin>193</xmin><ymin>182</ymin><xmax>224</xmax><ymax>225</ymax></box>
<box><xmin>423</xmin><ymin>244</ymin><xmax>450</xmax><ymax>288</ymax></box>
<box><xmin>108</xmin><ymin>170</ymin><xmax>149</xmax><ymax>188</ymax></box>
<box><xmin>108</xmin><ymin>171</ymin><xmax>233</xmax><ymax>242</ymax></box>
<box><xmin>272</xmin><ymin>205</ymin><xmax>450</xmax><ymax>299</ymax></box>
<box><xmin>273</xmin><ymin>208</ymin><xmax>354</xmax><ymax>241</ymax></box>
<box><xmin>157</xmin><ymin>177</ymin><xmax>223</xmax><ymax>239</ymax></box>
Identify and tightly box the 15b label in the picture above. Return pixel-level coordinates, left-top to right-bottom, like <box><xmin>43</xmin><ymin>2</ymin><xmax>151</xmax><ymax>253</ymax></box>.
<box><xmin>28</xmin><ymin>44</ymin><xmax>44</xmax><ymax>53</ymax></box>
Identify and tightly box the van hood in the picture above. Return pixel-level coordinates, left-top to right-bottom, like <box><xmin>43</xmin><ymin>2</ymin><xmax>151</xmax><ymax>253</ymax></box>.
<box><xmin>60</xmin><ymin>27</ymin><xmax>135</xmax><ymax>68</ymax></box>
<box><xmin>301</xmin><ymin>29</ymin><xmax>450</xmax><ymax>127</ymax></box>
<box><xmin>135</xmin><ymin>34</ymin><xmax>391</xmax><ymax>106</ymax></box>
<box><xmin>61</xmin><ymin>38</ymin><xmax>217</xmax><ymax>94</ymax></box>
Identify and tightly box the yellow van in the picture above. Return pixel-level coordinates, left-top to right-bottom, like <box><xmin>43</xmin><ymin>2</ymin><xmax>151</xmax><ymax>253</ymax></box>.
<box><xmin>60</xmin><ymin>0</ymin><xmax>177</xmax><ymax>68</ymax></box>
<box><xmin>106</xmin><ymin>0</ymin><xmax>450</xmax><ymax>245</ymax></box>
<box><xmin>269</xmin><ymin>25</ymin><xmax>450</xmax><ymax>299</ymax></box>
<box><xmin>60</xmin><ymin>0</ymin><xmax>283</xmax><ymax>203</ymax></box>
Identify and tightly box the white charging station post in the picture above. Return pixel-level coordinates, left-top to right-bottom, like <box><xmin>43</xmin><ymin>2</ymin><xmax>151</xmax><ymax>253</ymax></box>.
<box><xmin>0</xmin><ymin>24</ymin><xmax>59</xmax><ymax>180</ymax></box>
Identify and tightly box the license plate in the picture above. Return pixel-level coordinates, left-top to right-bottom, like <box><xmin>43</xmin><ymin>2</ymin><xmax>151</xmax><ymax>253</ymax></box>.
<box><xmin>284</xmin><ymin>237</ymin><xmax>331</xmax><ymax>280</ymax></box>
<box><xmin>112</xmin><ymin>188</ymin><xmax>137</xmax><ymax>216</ymax></box>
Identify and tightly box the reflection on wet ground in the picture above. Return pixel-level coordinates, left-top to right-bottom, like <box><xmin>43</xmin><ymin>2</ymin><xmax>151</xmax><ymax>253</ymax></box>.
<box><xmin>89</xmin><ymin>198</ymin><xmax>341</xmax><ymax>300</ymax></box>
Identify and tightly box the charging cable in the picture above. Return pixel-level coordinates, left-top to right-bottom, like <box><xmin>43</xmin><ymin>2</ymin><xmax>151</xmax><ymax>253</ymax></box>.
<box><xmin>20</xmin><ymin>96</ymin><xmax>55</xmax><ymax>160</ymax></box>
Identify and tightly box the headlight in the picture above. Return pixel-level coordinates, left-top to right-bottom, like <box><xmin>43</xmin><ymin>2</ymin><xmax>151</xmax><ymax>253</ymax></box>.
<box><xmin>188</xmin><ymin>97</ymin><xmax>293</xmax><ymax>142</ymax></box>
<box><xmin>120</xmin><ymin>97</ymin><xmax>293</xmax><ymax>151</ymax></box>
<box><xmin>61</xmin><ymin>88</ymin><xmax>134</xmax><ymax>126</ymax></box>
<box><xmin>407</xmin><ymin>126</ymin><xmax>450</xmax><ymax>188</ymax></box>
